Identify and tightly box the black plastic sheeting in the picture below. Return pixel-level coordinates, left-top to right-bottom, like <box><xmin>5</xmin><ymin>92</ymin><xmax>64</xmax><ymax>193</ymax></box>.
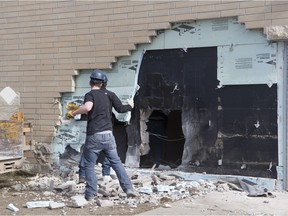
<box><xmin>131</xmin><ymin>47</ymin><xmax>277</xmax><ymax>178</ymax></box>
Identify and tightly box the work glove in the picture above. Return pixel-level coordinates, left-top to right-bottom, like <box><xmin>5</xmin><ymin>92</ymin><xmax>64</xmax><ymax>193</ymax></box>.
<box><xmin>127</xmin><ymin>98</ymin><xmax>134</xmax><ymax>108</ymax></box>
<box><xmin>66</xmin><ymin>110</ymin><xmax>74</xmax><ymax>119</ymax></box>
<box><xmin>66</xmin><ymin>103</ymin><xmax>80</xmax><ymax>111</ymax></box>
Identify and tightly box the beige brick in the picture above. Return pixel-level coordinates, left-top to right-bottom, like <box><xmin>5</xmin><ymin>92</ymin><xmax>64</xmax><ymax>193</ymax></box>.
<box><xmin>221</xmin><ymin>9</ymin><xmax>246</xmax><ymax>17</ymax></box>
<box><xmin>272</xmin><ymin>18</ymin><xmax>288</xmax><ymax>26</ymax></box>
<box><xmin>245</xmin><ymin>20</ymin><xmax>272</xmax><ymax>29</ymax></box>
<box><xmin>128</xmin><ymin>36</ymin><xmax>151</xmax><ymax>43</ymax></box>
<box><xmin>270</xmin><ymin>1</ymin><xmax>288</xmax><ymax>6</ymax></box>
<box><xmin>149</xmin><ymin>9</ymin><xmax>169</xmax><ymax>17</ymax></box>
<box><xmin>272</xmin><ymin>3</ymin><xmax>288</xmax><ymax>12</ymax></box>
<box><xmin>85</xmin><ymin>63</ymin><xmax>112</xmax><ymax>70</ymax></box>
<box><xmin>94</xmin><ymin>44</ymin><xmax>114</xmax><ymax>51</ymax></box>
<box><xmin>271</xmin><ymin>11</ymin><xmax>288</xmax><ymax>19</ymax></box>
<box><xmin>108</xmin><ymin>37</ymin><xmax>129</xmax><ymax>44</ymax></box>
<box><xmin>94</xmin><ymin>56</ymin><xmax>116</xmax><ymax>63</ymax></box>
<box><xmin>109</xmin><ymin>0</ymin><xmax>129</xmax><ymax>7</ymax></box>
<box><xmin>175</xmin><ymin>1</ymin><xmax>196</xmax><ymax>8</ymax></box>
<box><xmin>215</xmin><ymin>2</ymin><xmax>239</xmax><ymax>11</ymax></box>
<box><xmin>23</xmin><ymin>59</ymin><xmax>43</xmax><ymax>65</ymax></box>
<box><xmin>175</xmin><ymin>13</ymin><xmax>197</xmax><ymax>22</ymax></box>
<box><xmin>21</xmin><ymin>109</ymin><xmax>37</xmax><ymax>114</ymax></box>
<box><xmin>109</xmin><ymin>50</ymin><xmax>130</xmax><ymax>57</ymax></box>
<box><xmin>240</xmin><ymin>1</ymin><xmax>265</xmax><ymax>8</ymax></box>
<box><xmin>133</xmin><ymin>17</ymin><xmax>154</xmax><ymax>24</ymax></box>
<box><xmin>238</xmin><ymin>14</ymin><xmax>266</xmax><ymax>22</ymax></box>
<box><xmin>197</xmin><ymin>11</ymin><xmax>221</xmax><ymax>20</ymax></box>
<box><xmin>193</xmin><ymin>5</ymin><xmax>215</xmax><ymax>13</ymax></box>
<box><xmin>114</xmin><ymin>43</ymin><xmax>136</xmax><ymax>50</ymax></box>
<box><xmin>246</xmin><ymin>6</ymin><xmax>272</xmax><ymax>14</ymax></box>
<box><xmin>20</xmin><ymin>97</ymin><xmax>37</xmax><ymax>104</ymax></box>
<box><xmin>112</xmin><ymin>18</ymin><xmax>134</xmax><ymax>26</ymax></box>
<box><xmin>19</xmin><ymin>54</ymin><xmax>36</xmax><ymax>60</ymax></box>
<box><xmin>116</xmin><ymin>31</ymin><xmax>134</xmax><ymax>38</ymax></box>
<box><xmin>56</xmin><ymin>85</ymin><xmax>75</xmax><ymax>93</ymax></box>
<box><xmin>133</xmin><ymin>4</ymin><xmax>154</xmax><ymax>12</ymax></box>
<box><xmin>170</xmin><ymin>7</ymin><xmax>192</xmax><ymax>15</ymax></box>
<box><xmin>23</xmin><ymin>70</ymin><xmax>40</xmax><ymax>75</ymax></box>
<box><xmin>127</xmin><ymin>1</ymin><xmax>148</xmax><ymax>7</ymax></box>
<box><xmin>37</xmin><ymin>119</ymin><xmax>57</xmax><ymax>125</ymax></box>
<box><xmin>36</xmin><ymin>65</ymin><xmax>54</xmax><ymax>70</ymax></box>
<box><xmin>53</xmin><ymin>41</ymin><xmax>72</xmax><ymax>48</ymax></box>
<box><xmin>108</xmin><ymin>25</ymin><xmax>127</xmax><ymax>33</ymax></box>
<box><xmin>128</xmin><ymin>11</ymin><xmax>149</xmax><ymax>19</ymax></box>
<box><xmin>40</xmin><ymin>48</ymin><xmax>58</xmax><ymax>54</ymax></box>
<box><xmin>40</xmin><ymin>59</ymin><xmax>58</xmax><ymax>65</ymax></box>
<box><xmin>265</xmin><ymin>13</ymin><xmax>272</xmax><ymax>20</ymax></box>
<box><xmin>24</xmin><ymin>104</ymin><xmax>41</xmax><ymax>109</ymax></box>
<box><xmin>2</xmin><ymin>66</ymin><xmax>19</xmax><ymax>71</ymax></box>
<box><xmin>197</xmin><ymin>1</ymin><xmax>221</xmax><ymax>6</ymax></box>
<box><xmin>71</xmin><ymin>40</ymin><xmax>90</xmax><ymax>46</ymax></box>
<box><xmin>113</xmin><ymin>6</ymin><xmax>133</xmax><ymax>14</ymax></box>
<box><xmin>133</xmin><ymin>30</ymin><xmax>157</xmax><ymax>37</ymax></box>
<box><xmin>154</xmin><ymin>15</ymin><xmax>175</xmax><ymax>23</ymax></box>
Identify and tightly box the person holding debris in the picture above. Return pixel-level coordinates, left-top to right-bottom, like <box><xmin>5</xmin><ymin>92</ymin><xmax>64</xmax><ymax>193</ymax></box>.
<box><xmin>77</xmin><ymin>73</ymin><xmax>113</xmax><ymax>183</ymax></box>
<box><xmin>70</xmin><ymin>69</ymin><xmax>137</xmax><ymax>201</ymax></box>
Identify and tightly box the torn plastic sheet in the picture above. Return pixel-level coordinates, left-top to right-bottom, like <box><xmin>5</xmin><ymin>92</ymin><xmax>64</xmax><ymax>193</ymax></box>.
<box><xmin>0</xmin><ymin>87</ymin><xmax>20</xmax><ymax>121</ymax></box>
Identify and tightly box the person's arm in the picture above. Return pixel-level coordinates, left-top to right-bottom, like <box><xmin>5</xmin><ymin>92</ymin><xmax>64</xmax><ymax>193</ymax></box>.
<box><xmin>72</xmin><ymin>101</ymin><xmax>93</xmax><ymax>116</ymax></box>
<box><xmin>109</xmin><ymin>91</ymin><xmax>133</xmax><ymax>113</ymax></box>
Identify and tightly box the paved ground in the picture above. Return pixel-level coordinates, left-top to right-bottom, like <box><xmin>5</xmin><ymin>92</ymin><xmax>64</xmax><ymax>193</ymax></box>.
<box><xmin>137</xmin><ymin>190</ymin><xmax>288</xmax><ymax>215</ymax></box>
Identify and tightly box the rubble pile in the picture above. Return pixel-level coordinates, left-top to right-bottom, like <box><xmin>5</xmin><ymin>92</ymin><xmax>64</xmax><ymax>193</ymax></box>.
<box><xmin>6</xmin><ymin>163</ymin><xmax>236</xmax><ymax>212</ymax></box>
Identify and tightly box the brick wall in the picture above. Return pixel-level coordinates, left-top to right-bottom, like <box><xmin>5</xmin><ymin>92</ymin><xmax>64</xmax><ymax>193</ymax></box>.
<box><xmin>1</xmin><ymin>1</ymin><xmax>288</xmax><ymax>143</ymax></box>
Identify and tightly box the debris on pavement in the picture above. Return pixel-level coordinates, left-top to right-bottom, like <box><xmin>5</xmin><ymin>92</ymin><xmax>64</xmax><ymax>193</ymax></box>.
<box><xmin>0</xmin><ymin>163</ymin><xmax>278</xmax><ymax>213</ymax></box>
<box><xmin>7</xmin><ymin>203</ymin><xmax>19</xmax><ymax>212</ymax></box>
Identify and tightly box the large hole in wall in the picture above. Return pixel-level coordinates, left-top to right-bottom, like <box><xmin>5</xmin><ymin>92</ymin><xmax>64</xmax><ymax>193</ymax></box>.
<box><xmin>140</xmin><ymin>110</ymin><xmax>185</xmax><ymax>168</ymax></box>
<box><xmin>135</xmin><ymin>47</ymin><xmax>278</xmax><ymax>178</ymax></box>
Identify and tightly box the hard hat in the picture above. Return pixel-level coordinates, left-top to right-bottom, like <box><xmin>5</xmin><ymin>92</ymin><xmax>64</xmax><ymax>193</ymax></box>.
<box><xmin>102</xmin><ymin>73</ymin><xmax>108</xmax><ymax>83</ymax></box>
<box><xmin>90</xmin><ymin>69</ymin><xmax>105</xmax><ymax>81</ymax></box>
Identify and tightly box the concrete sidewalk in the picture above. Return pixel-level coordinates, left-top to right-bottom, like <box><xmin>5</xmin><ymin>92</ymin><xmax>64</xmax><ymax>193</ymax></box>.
<box><xmin>136</xmin><ymin>190</ymin><xmax>288</xmax><ymax>215</ymax></box>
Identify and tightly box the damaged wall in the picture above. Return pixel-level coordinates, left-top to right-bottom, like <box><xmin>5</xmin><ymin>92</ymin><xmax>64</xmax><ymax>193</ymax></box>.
<box><xmin>53</xmin><ymin>18</ymin><xmax>281</xmax><ymax>180</ymax></box>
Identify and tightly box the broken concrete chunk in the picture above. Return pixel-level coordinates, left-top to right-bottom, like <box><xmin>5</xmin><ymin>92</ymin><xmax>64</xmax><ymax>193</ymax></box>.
<box><xmin>55</xmin><ymin>180</ymin><xmax>76</xmax><ymax>191</ymax></box>
<box><xmin>157</xmin><ymin>165</ymin><xmax>171</xmax><ymax>170</ymax></box>
<box><xmin>26</xmin><ymin>201</ymin><xmax>53</xmax><ymax>208</ymax></box>
<box><xmin>157</xmin><ymin>173</ymin><xmax>175</xmax><ymax>181</ymax></box>
<box><xmin>71</xmin><ymin>195</ymin><xmax>88</xmax><ymax>208</ymax></box>
<box><xmin>7</xmin><ymin>203</ymin><xmax>19</xmax><ymax>212</ymax></box>
<box><xmin>163</xmin><ymin>203</ymin><xmax>172</xmax><ymax>208</ymax></box>
<box><xmin>49</xmin><ymin>202</ymin><xmax>65</xmax><ymax>209</ymax></box>
<box><xmin>138</xmin><ymin>187</ymin><xmax>153</xmax><ymax>194</ymax></box>
<box><xmin>151</xmin><ymin>174</ymin><xmax>161</xmax><ymax>185</ymax></box>
<box><xmin>155</xmin><ymin>185</ymin><xmax>172</xmax><ymax>193</ymax></box>
<box><xmin>96</xmin><ymin>199</ymin><xmax>114</xmax><ymax>207</ymax></box>
<box><xmin>43</xmin><ymin>191</ymin><xmax>55</xmax><ymax>196</ymax></box>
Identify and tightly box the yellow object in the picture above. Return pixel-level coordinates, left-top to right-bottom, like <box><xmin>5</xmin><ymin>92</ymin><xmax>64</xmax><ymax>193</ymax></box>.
<box><xmin>10</xmin><ymin>112</ymin><xmax>24</xmax><ymax>123</ymax></box>
<box><xmin>66</xmin><ymin>110</ymin><xmax>74</xmax><ymax>119</ymax></box>
<box><xmin>0</xmin><ymin>112</ymin><xmax>24</xmax><ymax>142</ymax></box>
<box><xmin>66</xmin><ymin>103</ymin><xmax>80</xmax><ymax>111</ymax></box>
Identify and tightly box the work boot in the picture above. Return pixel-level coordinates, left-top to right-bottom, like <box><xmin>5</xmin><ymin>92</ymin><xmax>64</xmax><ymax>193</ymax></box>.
<box><xmin>98</xmin><ymin>188</ymin><xmax>111</xmax><ymax>197</ymax></box>
<box><xmin>79</xmin><ymin>176</ymin><xmax>85</xmax><ymax>184</ymax></box>
<box><xmin>85</xmin><ymin>195</ymin><xmax>95</xmax><ymax>202</ymax></box>
<box><xmin>126</xmin><ymin>189</ymin><xmax>138</xmax><ymax>198</ymax></box>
